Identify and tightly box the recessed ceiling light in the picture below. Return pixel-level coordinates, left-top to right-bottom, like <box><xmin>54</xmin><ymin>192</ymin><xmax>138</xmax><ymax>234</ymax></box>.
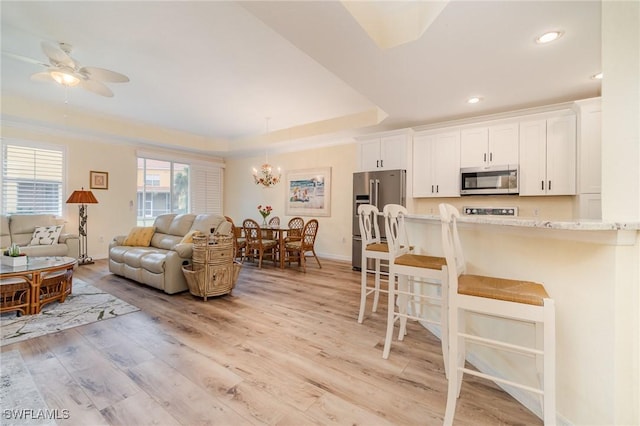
<box><xmin>467</xmin><ymin>97</ymin><xmax>482</xmax><ymax>104</ymax></box>
<box><xmin>591</xmin><ymin>72</ymin><xmax>603</xmax><ymax>80</ymax></box>
<box><xmin>536</xmin><ymin>31</ymin><xmax>563</xmax><ymax>44</ymax></box>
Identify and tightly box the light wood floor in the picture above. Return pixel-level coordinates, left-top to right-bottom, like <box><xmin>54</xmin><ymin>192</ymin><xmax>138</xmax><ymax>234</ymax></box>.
<box><xmin>2</xmin><ymin>258</ymin><xmax>541</xmax><ymax>425</ymax></box>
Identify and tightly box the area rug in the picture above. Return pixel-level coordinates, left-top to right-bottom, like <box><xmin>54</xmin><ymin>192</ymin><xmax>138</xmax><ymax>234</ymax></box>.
<box><xmin>0</xmin><ymin>350</ymin><xmax>55</xmax><ymax>426</ymax></box>
<box><xmin>1</xmin><ymin>279</ymin><xmax>139</xmax><ymax>347</ymax></box>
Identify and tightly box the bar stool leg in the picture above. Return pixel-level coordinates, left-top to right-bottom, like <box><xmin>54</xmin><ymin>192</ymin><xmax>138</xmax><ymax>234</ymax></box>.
<box><xmin>358</xmin><ymin>264</ymin><xmax>368</xmax><ymax>324</ymax></box>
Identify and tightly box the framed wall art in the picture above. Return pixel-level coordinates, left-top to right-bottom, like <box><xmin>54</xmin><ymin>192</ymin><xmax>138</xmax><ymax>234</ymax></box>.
<box><xmin>90</xmin><ymin>171</ymin><xmax>109</xmax><ymax>190</ymax></box>
<box><xmin>285</xmin><ymin>167</ymin><xmax>331</xmax><ymax>217</ymax></box>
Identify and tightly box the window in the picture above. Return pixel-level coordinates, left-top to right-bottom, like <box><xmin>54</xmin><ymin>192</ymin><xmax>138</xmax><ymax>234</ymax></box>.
<box><xmin>137</xmin><ymin>158</ymin><xmax>190</xmax><ymax>225</ymax></box>
<box><xmin>1</xmin><ymin>141</ymin><xmax>65</xmax><ymax>215</ymax></box>
<box><xmin>136</xmin><ymin>150</ymin><xmax>224</xmax><ymax>226</ymax></box>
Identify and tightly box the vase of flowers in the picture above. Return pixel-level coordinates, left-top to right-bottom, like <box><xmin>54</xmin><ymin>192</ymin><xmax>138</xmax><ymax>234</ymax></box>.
<box><xmin>257</xmin><ymin>205</ymin><xmax>272</xmax><ymax>226</ymax></box>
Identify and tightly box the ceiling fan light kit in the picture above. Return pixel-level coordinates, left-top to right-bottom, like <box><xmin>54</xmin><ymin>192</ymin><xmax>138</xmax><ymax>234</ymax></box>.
<box><xmin>13</xmin><ymin>41</ymin><xmax>130</xmax><ymax>97</ymax></box>
<box><xmin>50</xmin><ymin>70</ymin><xmax>80</xmax><ymax>87</ymax></box>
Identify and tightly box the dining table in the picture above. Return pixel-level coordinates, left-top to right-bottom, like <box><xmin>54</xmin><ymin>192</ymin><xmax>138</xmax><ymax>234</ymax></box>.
<box><xmin>261</xmin><ymin>225</ymin><xmax>291</xmax><ymax>269</ymax></box>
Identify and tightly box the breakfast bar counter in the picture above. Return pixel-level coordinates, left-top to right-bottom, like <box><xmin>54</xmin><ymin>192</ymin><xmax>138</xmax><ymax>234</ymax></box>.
<box><xmin>401</xmin><ymin>213</ymin><xmax>639</xmax><ymax>425</ymax></box>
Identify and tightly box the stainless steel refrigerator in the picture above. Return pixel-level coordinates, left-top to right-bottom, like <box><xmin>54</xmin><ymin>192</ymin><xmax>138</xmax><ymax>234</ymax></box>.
<box><xmin>352</xmin><ymin>169</ymin><xmax>406</xmax><ymax>270</ymax></box>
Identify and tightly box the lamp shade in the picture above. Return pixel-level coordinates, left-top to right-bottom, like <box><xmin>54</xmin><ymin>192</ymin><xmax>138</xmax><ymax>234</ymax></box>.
<box><xmin>66</xmin><ymin>188</ymin><xmax>99</xmax><ymax>204</ymax></box>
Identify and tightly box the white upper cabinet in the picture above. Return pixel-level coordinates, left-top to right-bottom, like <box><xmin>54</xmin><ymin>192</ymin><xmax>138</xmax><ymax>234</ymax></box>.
<box><xmin>358</xmin><ymin>132</ymin><xmax>410</xmax><ymax>171</ymax></box>
<box><xmin>519</xmin><ymin>113</ymin><xmax>577</xmax><ymax>196</ymax></box>
<box><xmin>575</xmin><ymin>98</ymin><xmax>602</xmax><ymax>194</ymax></box>
<box><xmin>460</xmin><ymin>122</ymin><xmax>519</xmax><ymax>168</ymax></box>
<box><xmin>412</xmin><ymin>130</ymin><xmax>460</xmax><ymax>198</ymax></box>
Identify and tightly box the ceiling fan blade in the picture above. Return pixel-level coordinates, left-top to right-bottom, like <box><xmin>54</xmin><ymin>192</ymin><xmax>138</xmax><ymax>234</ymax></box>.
<box><xmin>3</xmin><ymin>51</ymin><xmax>50</xmax><ymax>68</ymax></box>
<box><xmin>80</xmin><ymin>79</ymin><xmax>114</xmax><ymax>97</ymax></box>
<box><xmin>30</xmin><ymin>71</ymin><xmax>54</xmax><ymax>82</ymax></box>
<box><xmin>80</xmin><ymin>66</ymin><xmax>129</xmax><ymax>83</ymax></box>
<box><xmin>41</xmin><ymin>41</ymin><xmax>75</xmax><ymax>68</ymax></box>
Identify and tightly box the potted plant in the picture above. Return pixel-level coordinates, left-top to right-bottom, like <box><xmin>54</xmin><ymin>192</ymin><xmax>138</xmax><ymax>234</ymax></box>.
<box><xmin>2</xmin><ymin>243</ymin><xmax>27</xmax><ymax>267</ymax></box>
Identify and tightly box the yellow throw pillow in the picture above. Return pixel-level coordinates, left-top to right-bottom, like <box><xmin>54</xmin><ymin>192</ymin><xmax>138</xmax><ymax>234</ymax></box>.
<box><xmin>180</xmin><ymin>230</ymin><xmax>202</xmax><ymax>244</ymax></box>
<box><xmin>123</xmin><ymin>226</ymin><xmax>156</xmax><ymax>247</ymax></box>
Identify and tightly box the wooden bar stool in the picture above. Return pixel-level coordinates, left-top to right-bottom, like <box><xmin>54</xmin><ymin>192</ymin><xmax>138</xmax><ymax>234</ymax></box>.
<box><xmin>356</xmin><ymin>204</ymin><xmax>390</xmax><ymax>323</ymax></box>
<box><xmin>439</xmin><ymin>203</ymin><xmax>556</xmax><ymax>425</ymax></box>
<box><xmin>382</xmin><ymin>204</ymin><xmax>449</xmax><ymax>377</ymax></box>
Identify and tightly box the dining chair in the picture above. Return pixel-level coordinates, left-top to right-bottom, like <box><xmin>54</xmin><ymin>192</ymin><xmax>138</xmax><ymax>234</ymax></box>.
<box><xmin>382</xmin><ymin>204</ymin><xmax>448</xmax><ymax>375</ymax></box>
<box><xmin>284</xmin><ymin>217</ymin><xmax>304</xmax><ymax>265</ymax></box>
<box><xmin>356</xmin><ymin>204</ymin><xmax>390</xmax><ymax>324</ymax></box>
<box><xmin>284</xmin><ymin>219</ymin><xmax>321</xmax><ymax>272</ymax></box>
<box><xmin>243</xmin><ymin>218</ymin><xmax>277</xmax><ymax>269</ymax></box>
<box><xmin>439</xmin><ymin>203</ymin><xmax>556</xmax><ymax>425</ymax></box>
<box><xmin>225</xmin><ymin>215</ymin><xmax>246</xmax><ymax>262</ymax></box>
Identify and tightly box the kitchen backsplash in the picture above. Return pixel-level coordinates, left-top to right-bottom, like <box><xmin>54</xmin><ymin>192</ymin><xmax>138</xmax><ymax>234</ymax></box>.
<box><xmin>412</xmin><ymin>195</ymin><xmax>576</xmax><ymax>220</ymax></box>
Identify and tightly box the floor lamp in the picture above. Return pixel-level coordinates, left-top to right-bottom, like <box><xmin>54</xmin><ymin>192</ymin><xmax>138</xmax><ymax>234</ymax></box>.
<box><xmin>66</xmin><ymin>187</ymin><xmax>99</xmax><ymax>265</ymax></box>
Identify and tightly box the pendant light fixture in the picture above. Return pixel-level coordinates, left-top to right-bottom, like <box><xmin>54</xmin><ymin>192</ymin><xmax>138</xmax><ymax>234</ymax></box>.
<box><xmin>252</xmin><ymin>118</ymin><xmax>282</xmax><ymax>188</ymax></box>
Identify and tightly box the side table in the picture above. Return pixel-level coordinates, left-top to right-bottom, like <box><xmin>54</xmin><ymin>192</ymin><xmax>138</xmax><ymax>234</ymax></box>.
<box><xmin>182</xmin><ymin>235</ymin><xmax>241</xmax><ymax>301</ymax></box>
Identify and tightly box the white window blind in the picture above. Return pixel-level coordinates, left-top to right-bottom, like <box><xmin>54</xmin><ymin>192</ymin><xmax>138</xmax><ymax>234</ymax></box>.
<box><xmin>191</xmin><ymin>164</ymin><xmax>223</xmax><ymax>215</ymax></box>
<box><xmin>1</xmin><ymin>142</ymin><xmax>65</xmax><ymax>215</ymax></box>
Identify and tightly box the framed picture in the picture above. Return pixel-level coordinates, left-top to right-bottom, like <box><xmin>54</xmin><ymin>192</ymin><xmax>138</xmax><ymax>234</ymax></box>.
<box><xmin>285</xmin><ymin>167</ymin><xmax>331</xmax><ymax>217</ymax></box>
<box><xmin>90</xmin><ymin>171</ymin><xmax>109</xmax><ymax>190</ymax></box>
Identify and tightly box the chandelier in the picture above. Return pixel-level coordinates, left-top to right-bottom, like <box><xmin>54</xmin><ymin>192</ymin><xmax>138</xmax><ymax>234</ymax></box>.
<box><xmin>252</xmin><ymin>117</ymin><xmax>281</xmax><ymax>188</ymax></box>
<box><xmin>253</xmin><ymin>158</ymin><xmax>281</xmax><ymax>188</ymax></box>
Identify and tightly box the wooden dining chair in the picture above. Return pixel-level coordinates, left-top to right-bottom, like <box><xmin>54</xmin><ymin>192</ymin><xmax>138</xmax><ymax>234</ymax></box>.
<box><xmin>284</xmin><ymin>217</ymin><xmax>304</xmax><ymax>265</ymax></box>
<box><xmin>225</xmin><ymin>215</ymin><xmax>246</xmax><ymax>262</ymax></box>
<box><xmin>284</xmin><ymin>219</ymin><xmax>321</xmax><ymax>272</ymax></box>
<box><xmin>439</xmin><ymin>203</ymin><xmax>556</xmax><ymax>425</ymax></box>
<box><xmin>243</xmin><ymin>218</ymin><xmax>277</xmax><ymax>269</ymax></box>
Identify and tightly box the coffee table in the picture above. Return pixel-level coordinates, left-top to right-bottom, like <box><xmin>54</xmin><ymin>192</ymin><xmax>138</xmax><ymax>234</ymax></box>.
<box><xmin>0</xmin><ymin>256</ymin><xmax>77</xmax><ymax>315</ymax></box>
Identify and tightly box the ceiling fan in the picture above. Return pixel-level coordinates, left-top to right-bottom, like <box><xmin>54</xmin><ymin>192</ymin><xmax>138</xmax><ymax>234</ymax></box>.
<box><xmin>5</xmin><ymin>41</ymin><xmax>129</xmax><ymax>97</ymax></box>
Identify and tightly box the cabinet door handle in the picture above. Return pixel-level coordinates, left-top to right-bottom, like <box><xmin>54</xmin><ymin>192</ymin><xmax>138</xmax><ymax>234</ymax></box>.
<box><xmin>431</xmin><ymin>185</ymin><xmax>434</xmax><ymax>193</ymax></box>
<box><xmin>436</xmin><ymin>185</ymin><xmax>439</xmax><ymax>193</ymax></box>
<box><xmin>548</xmin><ymin>180</ymin><xmax>552</xmax><ymax>191</ymax></box>
<box><xmin>541</xmin><ymin>180</ymin><xmax>545</xmax><ymax>191</ymax></box>
<box><xmin>483</xmin><ymin>153</ymin><xmax>486</xmax><ymax>163</ymax></box>
<box><xmin>380</xmin><ymin>160</ymin><xmax>383</xmax><ymax>168</ymax></box>
<box><xmin>490</xmin><ymin>152</ymin><xmax>493</xmax><ymax>162</ymax></box>
<box><xmin>376</xmin><ymin>160</ymin><xmax>379</xmax><ymax>168</ymax></box>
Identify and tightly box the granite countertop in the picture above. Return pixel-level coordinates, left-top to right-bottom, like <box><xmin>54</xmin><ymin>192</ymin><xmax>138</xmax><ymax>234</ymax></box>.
<box><xmin>406</xmin><ymin>213</ymin><xmax>640</xmax><ymax>231</ymax></box>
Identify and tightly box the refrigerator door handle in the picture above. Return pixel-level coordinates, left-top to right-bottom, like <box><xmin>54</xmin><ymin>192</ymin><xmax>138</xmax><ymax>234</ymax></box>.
<box><xmin>369</xmin><ymin>179</ymin><xmax>374</xmax><ymax>206</ymax></box>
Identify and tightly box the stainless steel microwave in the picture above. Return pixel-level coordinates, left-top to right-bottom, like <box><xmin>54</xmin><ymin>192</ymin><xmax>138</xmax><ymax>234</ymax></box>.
<box><xmin>460</xmin><ymin>166</ymin><xmax>518</xmax><ymax>195</ymax></box>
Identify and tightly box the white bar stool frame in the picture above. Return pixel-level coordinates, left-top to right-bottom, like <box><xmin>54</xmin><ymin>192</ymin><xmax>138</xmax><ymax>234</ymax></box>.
<box><xmin>357</xmin><ymin>204</ymin><xmax>389</xmax><ymax>323</ymax></box>
<box><xmin>382</xmin><ymin>204</ymin><xmax>449</xmax><ymax>377</ymax></box>
<box><xmin>439</xmin><ymin>203</ymin><xmax>556</xmax><ymax>425</ymax></box>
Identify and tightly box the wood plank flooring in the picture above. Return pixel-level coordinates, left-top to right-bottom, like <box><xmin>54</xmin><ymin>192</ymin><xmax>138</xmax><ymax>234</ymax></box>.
<box><xmin>1</xmin><ymin>258</ymin><xmax>541</xmax><ymax>425</ymax></box>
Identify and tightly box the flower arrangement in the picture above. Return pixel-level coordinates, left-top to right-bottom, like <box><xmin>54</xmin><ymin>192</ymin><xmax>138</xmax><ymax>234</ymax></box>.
<box><xmin>257</xmin><ymin>205</ymin><xmax>272</xmax><ymax>225</ymax></box>
<box><xmin>258</xmin><ymin>205</ymin><xmax>272</xmax><ymax>218</ymax></box>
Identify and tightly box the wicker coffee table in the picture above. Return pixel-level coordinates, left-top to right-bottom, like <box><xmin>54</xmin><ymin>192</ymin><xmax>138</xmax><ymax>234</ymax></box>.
<box><xmin>0</xmin><ymin>256</ymin><xmax>77</xmax><ymax>315</ymax></box>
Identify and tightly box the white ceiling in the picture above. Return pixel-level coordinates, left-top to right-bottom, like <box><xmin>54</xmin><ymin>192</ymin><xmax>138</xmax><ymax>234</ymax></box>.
<box><xmin>1</xmin><ymin>1</ymin><xmax>602</xmax><ymax>155</ymax></box>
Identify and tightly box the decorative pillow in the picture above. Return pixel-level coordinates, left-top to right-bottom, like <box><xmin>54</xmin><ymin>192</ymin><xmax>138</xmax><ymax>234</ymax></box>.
<box><xmin>30</xmin><ymin>225</ymin><xmax>63</xmax><ymax>245</ymax></box>
<box><xmin>123</xmin><ymin>226</ymin><xmax>156</xmax><ymax>247</ymax></box>
<box><xmin>180</xmin><ymin>230</ymin><xmax>202</xmax><ymax>244</ymax></box>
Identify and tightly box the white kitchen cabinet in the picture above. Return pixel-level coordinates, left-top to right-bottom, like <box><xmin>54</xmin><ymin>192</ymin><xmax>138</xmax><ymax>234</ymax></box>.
<box><xmin>460</xmin><ymin>123</ymin><xmax>519</xmax><ymax>168</ymax></box>
<box><xmin>519</xmin><ymin>114</ymin><xmax>576</xmax><ymax>196</ymax></box>
<box><xmin>412</xmin><ymin>130</ymin><xmax>460</xmax><ymax>197</ymax></box>
<box><xmin>575</xmin><ymin>98</ymin><xmax>602</xmax><ymax>194</ymax></box>
<box><xmin>358</xmin><ymin>132</ymin><xmax>409</xmax><ymax>171</ymax></box>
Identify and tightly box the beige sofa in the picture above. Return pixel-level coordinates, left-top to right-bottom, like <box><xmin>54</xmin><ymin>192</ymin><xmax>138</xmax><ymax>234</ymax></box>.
<box><xmin>0</xmin><ymin>214</ymin><xmax>79</xmax><ymax>258</ymax></box>
<box><xmin>108</xmin><ymin>213</ymin><xmax>232</xmax><ymax>294</ymax></box>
